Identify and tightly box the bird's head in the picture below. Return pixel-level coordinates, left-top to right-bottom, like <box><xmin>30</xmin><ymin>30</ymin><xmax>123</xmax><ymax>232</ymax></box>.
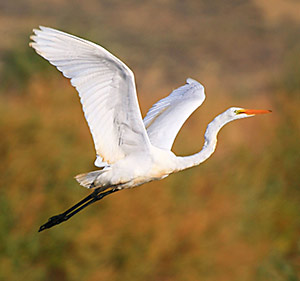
<box><xmin>226</xmin><ymin>107</ymin><xmax>272</xmax><ymax>120</ymax></box>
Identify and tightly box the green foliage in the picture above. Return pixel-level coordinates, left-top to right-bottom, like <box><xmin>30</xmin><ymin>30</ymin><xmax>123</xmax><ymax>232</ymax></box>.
<box><xmin>0</xmin><ymin>46</ymin><xmax>49</xmax><ymax>93</ymax></box>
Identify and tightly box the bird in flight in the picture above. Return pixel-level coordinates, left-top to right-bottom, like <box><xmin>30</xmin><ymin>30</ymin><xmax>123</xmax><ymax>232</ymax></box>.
<box><xmin>30</xmin><ymin>26</ymin><xmax>271</xmax><ymax>232</ymax></box>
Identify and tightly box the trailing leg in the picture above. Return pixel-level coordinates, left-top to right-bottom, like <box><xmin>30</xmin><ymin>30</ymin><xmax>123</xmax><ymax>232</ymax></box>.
<box><xmin>38</xmin><ymin>188</ymin><xmax>119</xmax><ymax>232</ymax></box>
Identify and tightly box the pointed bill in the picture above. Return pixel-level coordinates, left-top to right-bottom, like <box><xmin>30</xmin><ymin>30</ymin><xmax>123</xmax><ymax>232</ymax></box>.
<box><xmin>237</xmin><ymin>109</ymin><xmax>272</xmax><ymax>115</ymax></box>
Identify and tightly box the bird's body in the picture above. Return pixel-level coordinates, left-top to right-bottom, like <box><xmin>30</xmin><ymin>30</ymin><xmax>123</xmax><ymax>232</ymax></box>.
<box><xmin>78</xmin><ymin>146</ymin><xmax>177</xmax><ymax>190</ymax></box>
<box><xmin>30</xmin><ymin>27</ymin><xmax>271</xmax><ymax>231</ymax></box>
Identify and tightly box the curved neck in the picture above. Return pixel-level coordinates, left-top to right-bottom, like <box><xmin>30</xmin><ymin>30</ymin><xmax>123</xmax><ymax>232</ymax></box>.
<box><xmin>176</xmin><ymin>112</ymin><xmax>232</xmax><ymax>171</ymax></box>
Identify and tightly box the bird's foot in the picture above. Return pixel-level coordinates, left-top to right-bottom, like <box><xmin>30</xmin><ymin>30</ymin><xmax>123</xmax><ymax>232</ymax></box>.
<box><xmin>38</xmin><ymin>213</ymin><xmax>68</xmax><ymax>232</ymax></box>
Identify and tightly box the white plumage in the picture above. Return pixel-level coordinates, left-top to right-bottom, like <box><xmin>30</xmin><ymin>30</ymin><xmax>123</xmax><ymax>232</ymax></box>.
<box><xmin>31</xmin><ymin>26</ymin><xmax>150</xmax><ymax>167</ymax></box>
<box><xmin>144</xmin><ymin>78</ymin><xmax>205</xmax><ymax>150</ymax></box>
<box><xmin>30</xmin><ymin>27</ymin><xmax>271</xmax><ymax>231</ymax></box>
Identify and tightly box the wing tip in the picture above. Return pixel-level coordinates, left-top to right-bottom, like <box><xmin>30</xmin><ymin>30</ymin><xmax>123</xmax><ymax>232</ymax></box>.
<box><xmin>186</xmin><ymin>78</ymin><xmax>205</xmax><ymax>96</ymax></box>
<box><xmin>30</xmin><ymin>26</ymin><xmax>61</xmax><ymax>40</ymax></box>
<box><xmin>186</xmin><ymin>77</ymin><xmax>203</xmax><ymax>86</ymax></box>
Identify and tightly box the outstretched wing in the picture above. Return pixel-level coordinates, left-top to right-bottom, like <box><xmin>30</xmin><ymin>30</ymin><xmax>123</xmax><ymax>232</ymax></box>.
<box><xmin>30</xmin><ymin>26</ymin><xmax>151</xmax><ymax>167</ymax></box>
<box><xmin>144</xmin><ymin>78</ymin><xmax>205</xmax><ymax>150</ymax></box>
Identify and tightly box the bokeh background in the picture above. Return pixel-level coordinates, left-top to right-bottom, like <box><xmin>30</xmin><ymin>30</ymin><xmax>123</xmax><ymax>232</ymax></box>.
<box><xmin>0</xmin><ymin>0</ymin><xmax>299</xmax><ymax>280</ymax></box>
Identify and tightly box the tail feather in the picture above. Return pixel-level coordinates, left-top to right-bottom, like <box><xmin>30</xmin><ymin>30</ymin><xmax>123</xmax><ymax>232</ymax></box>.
<box><xmin>75</xmin><ymin>170</ymin><xmax>105</xmax><ymax>189</ymax></box>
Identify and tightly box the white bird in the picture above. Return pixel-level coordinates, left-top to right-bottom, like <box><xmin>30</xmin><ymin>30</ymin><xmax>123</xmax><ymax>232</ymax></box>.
<box><xmin>30</xmin><ymin>26</ymin><xmax>271</xmax><ymax>231</ymax></box>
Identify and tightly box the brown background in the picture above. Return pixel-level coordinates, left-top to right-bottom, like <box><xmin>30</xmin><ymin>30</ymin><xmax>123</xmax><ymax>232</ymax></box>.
<box><xmin>0</xmin><ymin>0</ymin><xmax>299</xmax><ymax>280</ymax></box>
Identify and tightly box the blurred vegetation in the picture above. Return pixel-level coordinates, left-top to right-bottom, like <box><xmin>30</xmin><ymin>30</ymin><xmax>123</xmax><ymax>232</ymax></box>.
<box><xmin>0</xmin><ymin>0</ymin><xmax>299</xmax><ymax>280</ymax></box>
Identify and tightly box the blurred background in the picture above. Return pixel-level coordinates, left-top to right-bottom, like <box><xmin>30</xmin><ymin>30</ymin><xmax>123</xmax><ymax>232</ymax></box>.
<box><xmin>0</xmin><ymin>0</ymin><xmax>299</xmax><ymax>280</ymax></box>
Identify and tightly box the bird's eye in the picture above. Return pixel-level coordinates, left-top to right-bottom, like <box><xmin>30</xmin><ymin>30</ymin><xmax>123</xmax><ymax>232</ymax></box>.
<box><xmin>234</xmin><ymin>110</ymin><xmax>238</xmax><ymax>114</ymax></box>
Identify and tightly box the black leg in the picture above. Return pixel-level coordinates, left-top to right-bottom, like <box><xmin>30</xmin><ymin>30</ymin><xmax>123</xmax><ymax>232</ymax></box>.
<box><xmin>38</xmin><ymin>188</ymin><xmax>119</xmax><ymax>232</ymax></box>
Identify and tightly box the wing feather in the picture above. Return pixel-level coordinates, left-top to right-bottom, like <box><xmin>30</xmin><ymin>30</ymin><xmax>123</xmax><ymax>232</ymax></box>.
<box><xmin>30</xmin><ymin>26</ymin><xmax>151</xmax><ymax>166</ymax></box>
<box><xmin>144</xmin><ymin>78</ymin><xmax>205</xmax><ymax>150</ymax></box>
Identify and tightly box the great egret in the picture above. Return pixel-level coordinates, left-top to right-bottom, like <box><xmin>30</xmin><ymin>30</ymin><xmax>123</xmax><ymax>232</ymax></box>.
<box><xmin>30</xmin><ymin>26</ymin><xmax>271</xmax><ymax>232</ymax></box>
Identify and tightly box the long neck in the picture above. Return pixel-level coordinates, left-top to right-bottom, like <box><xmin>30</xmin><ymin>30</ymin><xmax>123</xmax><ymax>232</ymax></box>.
<box><xmin>176</xmin><ymin>112</ymin><xmax>232</xmax><ymax>171</ymax></box>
